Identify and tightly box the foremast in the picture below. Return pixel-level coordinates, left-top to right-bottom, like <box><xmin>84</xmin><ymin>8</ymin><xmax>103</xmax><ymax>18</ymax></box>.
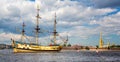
<box><xmin>35</xmin><ymin>5</ymin><xmax>41</xmax><ymax>45</ymax></box>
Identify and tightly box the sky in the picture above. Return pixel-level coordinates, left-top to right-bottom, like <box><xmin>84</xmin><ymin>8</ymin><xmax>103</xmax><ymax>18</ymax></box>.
<box><xmin>0</xmin><ymin>0</ymin><xmax>120</xmax><ymax>46</ymax></box>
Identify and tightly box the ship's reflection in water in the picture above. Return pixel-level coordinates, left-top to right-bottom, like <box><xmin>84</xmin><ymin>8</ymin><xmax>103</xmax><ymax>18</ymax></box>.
<box><xmin>0</xmin><ymin>49</ymin><xmax>120</xmax><ymax>62</ymax></box>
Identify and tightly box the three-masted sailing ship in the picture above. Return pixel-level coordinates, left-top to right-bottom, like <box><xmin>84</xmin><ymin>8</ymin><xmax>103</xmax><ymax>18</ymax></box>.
<box><xmin>11</xmin><ymin>6</ymin><xmax>62</xmax><ymax>53</ymax></box>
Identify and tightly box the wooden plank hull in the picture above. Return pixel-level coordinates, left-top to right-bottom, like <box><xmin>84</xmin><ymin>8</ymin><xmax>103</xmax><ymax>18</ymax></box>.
<box><xmin>12</xmin><ymin>41</ymin><xmax>62</xmax><ymax>53</ymax></box>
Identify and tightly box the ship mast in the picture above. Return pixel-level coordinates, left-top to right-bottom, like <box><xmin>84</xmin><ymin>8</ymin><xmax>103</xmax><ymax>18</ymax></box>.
<box><xmin>53</xmin><ymin>13</ymin><xmax>57</xmax><ymax>45</ymax></box>
<box><xmin>21</xmin><ymin>22</ymin><xmax>25</xmax><ymax>42</ymax></box>
<box><xmin>35</xmin><ymin>5</ymin><xmax>41</xmax><ymax>44</ymax></box>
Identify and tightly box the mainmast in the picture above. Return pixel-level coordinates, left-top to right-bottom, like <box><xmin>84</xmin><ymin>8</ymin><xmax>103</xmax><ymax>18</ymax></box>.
<box><xmin>21</xmin><ymin>22</ymin><xmax>25</xmax><ymax>42</ymax></box>
<box><xmin>35</xmin><ymin>5</ymin><xmax>41</xmax><ymax>44</ymax></box>
<box><xmin>53</xmin><ymin>13</ymin><xmax>57</xmax><ymax>45</ymax></box>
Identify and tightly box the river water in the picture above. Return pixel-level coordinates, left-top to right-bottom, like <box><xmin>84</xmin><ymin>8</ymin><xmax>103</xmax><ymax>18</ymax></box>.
<box><xmin>0</xmin><ymin>49</ymin><xmax>120</xmax><ymax>62</ymax></box>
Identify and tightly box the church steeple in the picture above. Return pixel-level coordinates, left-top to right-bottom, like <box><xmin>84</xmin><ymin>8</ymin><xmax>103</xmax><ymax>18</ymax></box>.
<box><xmin>99</xmin><ymin>32</ymin><xmax>103</xmax><ymax>48</ymax></box>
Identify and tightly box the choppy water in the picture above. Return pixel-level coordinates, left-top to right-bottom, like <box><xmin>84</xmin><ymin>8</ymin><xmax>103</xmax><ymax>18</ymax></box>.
<box><xmin>0</xmin><ymin>49</ymin><xmax>120</xmax><ymax>62</ymax></box>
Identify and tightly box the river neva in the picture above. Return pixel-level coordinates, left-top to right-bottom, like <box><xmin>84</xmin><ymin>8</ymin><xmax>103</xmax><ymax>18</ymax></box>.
<box><xmin>0</xmin><ymin>49</ymin><xmax>120</xmax><ymax>62</ymax></box>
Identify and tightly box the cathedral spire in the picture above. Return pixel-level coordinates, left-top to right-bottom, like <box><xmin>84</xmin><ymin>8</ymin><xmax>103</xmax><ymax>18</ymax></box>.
<box><xmin>99</xmin><ymin>32</ymin><xmax>103</xmax><ymax>48</ymax></box>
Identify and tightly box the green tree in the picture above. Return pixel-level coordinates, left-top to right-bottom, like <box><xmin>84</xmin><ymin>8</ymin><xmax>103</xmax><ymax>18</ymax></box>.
<box><xmin>67</xmin><ymin>43</ymin><xmax>71</xmax><ymax>47</ymax></box>
<box><xmin>96</xmin><ymin>45</ymin><xmax>99</xmax><ymax>49</ymax></box>
<box><xmin>85</xmin><ymin>46</ymin><xmax>89</xmax><ymax>50</ymax></box>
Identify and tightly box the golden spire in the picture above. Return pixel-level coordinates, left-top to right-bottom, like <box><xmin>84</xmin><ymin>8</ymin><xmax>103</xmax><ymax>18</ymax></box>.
<box><xmin>99</xmin><ymin>32</ymin><xmax>103</xmax><ymax>48</ymax></box>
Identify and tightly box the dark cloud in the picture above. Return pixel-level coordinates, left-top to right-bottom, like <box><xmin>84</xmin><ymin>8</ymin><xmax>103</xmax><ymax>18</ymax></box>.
<box><xmin>26</xmin><ymin>0</ymin><xmax>35</xmax><ymax>2</ymax></box>
<box><xmin>92</xmin><ymin>0</ymin><xmax>120</xmax><ymax>8</ymax></box>
<box><xmin>0</xmin><ymin>17</ymin><xmax>23</xmax><ymax>33</ymax></box>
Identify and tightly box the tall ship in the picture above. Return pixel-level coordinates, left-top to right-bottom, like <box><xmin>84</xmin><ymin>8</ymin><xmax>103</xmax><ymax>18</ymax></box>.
<box><xmin>11</xmin><ymin>5</ymin><xmax>62</xmax><ymax>53</ymax></box>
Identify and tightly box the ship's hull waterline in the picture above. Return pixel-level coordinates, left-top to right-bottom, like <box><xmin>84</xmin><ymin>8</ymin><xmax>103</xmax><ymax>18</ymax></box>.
<box><xmin>13</xmin><ymin>48</ymin><xmax>61</xmax><ymax>53</ymax></box>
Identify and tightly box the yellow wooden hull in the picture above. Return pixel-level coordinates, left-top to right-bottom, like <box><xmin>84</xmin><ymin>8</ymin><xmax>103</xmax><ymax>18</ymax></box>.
<box><xmin>12</xmin><ymin>41</ymin><xmax>62</xmax><ymax>53</ymax></box>
<box><xmin>13</xmin><ymin>46</ymin><xmax>62</xmax><ymax>53</ymax></box>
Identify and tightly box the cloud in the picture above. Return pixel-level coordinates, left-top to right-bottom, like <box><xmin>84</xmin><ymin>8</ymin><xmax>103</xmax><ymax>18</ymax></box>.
<box><xmin>28</xmin><ymin>0</ymin><xmax>35</xmax><ymax>2</ymax></box>
<box><xmin>0</xmin><ymin>32</ymin><xmax>21</xmax><ymax>44</ymax></box>
<box><xmin>89</xmin><ymin>11</ymin><xmax>120</xmax><ymax>35</ymax></box>
<box><xmin>91</xmin><ymin>0</ymin><xmax>120</xmax><ymax>8</ymax></box>
<box><xmin>0</xmin><ymin>0</ymin><xmax>120</xmax><ymax>45</ymax></box>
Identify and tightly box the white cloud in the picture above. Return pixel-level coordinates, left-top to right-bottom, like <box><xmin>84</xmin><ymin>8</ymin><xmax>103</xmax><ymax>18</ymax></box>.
<box><xmin>78</xmin><ymin>7</ymin><xmax>115</xmax><ymax>18</ymax></box>
<box><xmin>89</xmin><ymin>11</ymin><xmax>120</xmax><ymax>36</ymax></box>
<box><xmin>0</xmin><ymin>33</ymin><xmax>21</xmax><ymax>42</ymax></box>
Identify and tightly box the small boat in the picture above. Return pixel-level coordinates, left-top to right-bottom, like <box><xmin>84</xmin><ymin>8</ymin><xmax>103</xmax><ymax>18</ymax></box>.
<box><xmin>11</xmin><ymin>5</ymin><xmax>62</xmax><ymax>53</ymax></box>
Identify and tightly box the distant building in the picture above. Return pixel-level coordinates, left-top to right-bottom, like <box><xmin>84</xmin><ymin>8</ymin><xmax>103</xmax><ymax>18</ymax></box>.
<box><xmin>0</xmin><ymin>44</ymin><xmax>12</xmax><ymax>49</ymax></box>
<box><xmin>0</xmin><ymin>44</ymin><xmax>6</xmax><ymax>49</ymax></box>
